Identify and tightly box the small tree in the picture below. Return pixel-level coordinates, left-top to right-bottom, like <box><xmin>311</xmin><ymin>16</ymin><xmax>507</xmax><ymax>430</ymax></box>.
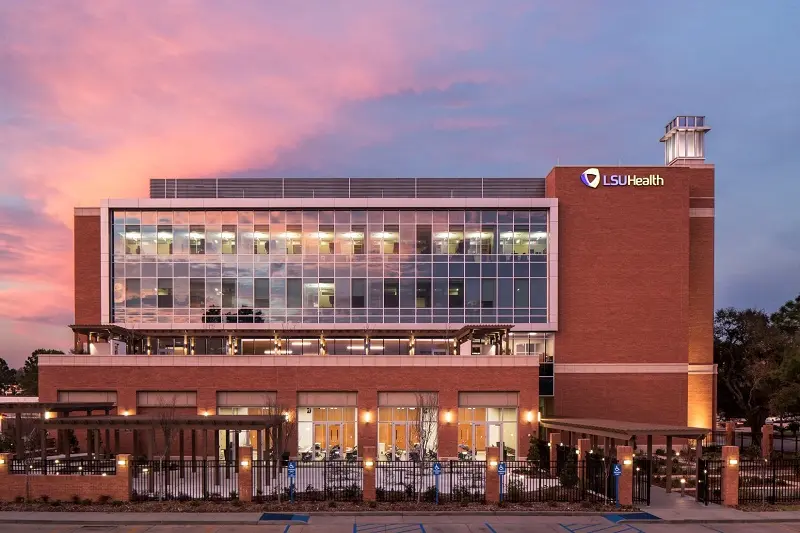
<box><xmin>156</xmin><ymin>396</ymin><xmax>179</xmax><ymax>460</ymax></box>
<box><xmin>526</xmin><ymin>434</ymin><xmax>541</xmax><ymax>463</ymax></box>
<box><xmin>558</xmin><ymin>452</ymin><xmax>579</xmax><ymax>489</ymax></box>
<box><xmin>413</xmin><ymin>392</ymin><xmax>439</xmax><ymax>502</ymax></box>
<box><xmin>0</xmin><ymin>357</ymin><xmax>18</xmax><ymax>395</ymax></box>
<box><xmin>18</xmin><ymin>349</ymin><xmax>64</xmax><ymax>396</ymax></box>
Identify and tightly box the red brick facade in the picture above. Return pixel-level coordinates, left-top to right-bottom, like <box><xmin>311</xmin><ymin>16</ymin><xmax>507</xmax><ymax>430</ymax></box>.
<box><xmin>74</xmin><ymin>212</ymin><xmax>102</xmax><ymax>325</ymax></box>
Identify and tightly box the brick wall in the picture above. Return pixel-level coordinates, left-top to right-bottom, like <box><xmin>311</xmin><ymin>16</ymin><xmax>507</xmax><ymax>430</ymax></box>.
<box><xmin>74</xmin><ymin>213</ymin><xmax>102</xmax><ymax>325</ymax></box>
<box><xmin>0</xmin><ymin>453</ymin><xmax>130</xmax><ymax>502</ymax></box>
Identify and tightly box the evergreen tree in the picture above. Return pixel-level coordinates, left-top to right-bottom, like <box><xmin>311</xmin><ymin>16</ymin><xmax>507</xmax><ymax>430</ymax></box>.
<box><xmin>559</xmin><ymin>451</ymin><xmax>579</xmax><ymax>488</ymax></box>
<box><xmin>526</xmin><ymin>434</ymin><xmax>541</xmax><ymax>462</ymax></box>
<box><xmin>18</xmin><ymin>349</ymin><xmax>64</xmax><ymax>396</ymax></box>
<box><xmin>0</xmin><ymin>357</ymin><xmax>17</xmax><ymax>394</ymax></box>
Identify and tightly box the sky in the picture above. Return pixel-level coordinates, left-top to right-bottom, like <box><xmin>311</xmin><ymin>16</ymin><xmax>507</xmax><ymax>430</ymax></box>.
<box><xmin>0</xmin><ymin>1</ymin><xmax>799</xmax><ymax>367</ymax></box>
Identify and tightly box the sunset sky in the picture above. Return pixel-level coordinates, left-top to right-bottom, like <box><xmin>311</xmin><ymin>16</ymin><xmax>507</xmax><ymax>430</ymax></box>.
<box><xmin>1</xmin><ymin>1</ymin><xmax>798</xmax><ymax>366</ymax></box>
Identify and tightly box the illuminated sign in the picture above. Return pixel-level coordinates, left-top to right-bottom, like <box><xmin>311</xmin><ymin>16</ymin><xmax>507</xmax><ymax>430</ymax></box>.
<box><xmin>580</xmin><ymin>168</ymin><xmax>663</xmax><ymax>188</ymax></box>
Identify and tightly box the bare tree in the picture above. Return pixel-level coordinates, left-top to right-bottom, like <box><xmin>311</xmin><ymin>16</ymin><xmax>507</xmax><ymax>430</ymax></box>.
<box><xmin>156</xmin><ymin>395</ymin><xmax>179</xmax><ymax>460</ymax></box>
<box><xmin>262</xmin><ymin>398</ymin><xmax>296</xmax><ymax>461</ymax></box>
<box><xmin>413</xmin><ymin>392</ymin><xmax>439</xmax><ymax>501</ymax></box>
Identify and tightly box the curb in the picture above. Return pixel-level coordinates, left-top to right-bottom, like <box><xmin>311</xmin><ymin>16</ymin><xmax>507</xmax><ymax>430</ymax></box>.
<box><xmin>625</xmin><ymin>518</ymin><xmax>800</xmax><ymax>525</ymax></box>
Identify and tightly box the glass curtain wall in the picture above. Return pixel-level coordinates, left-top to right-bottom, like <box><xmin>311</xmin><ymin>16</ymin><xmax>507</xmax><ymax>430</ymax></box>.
<box><xmin>297</xmin><ymin>407</ymin><xmax>358</xmax><ymax>461</ymax></box>
<box><xmin>112</xmin><ymin>209</ymin><xmax>548</xmax><ymax>325</ymax></box>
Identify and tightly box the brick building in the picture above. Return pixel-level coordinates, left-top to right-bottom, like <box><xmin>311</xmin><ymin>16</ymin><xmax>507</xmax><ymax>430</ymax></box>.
<box><xmin>39</xmin><ymin>116</ymin><xmax>715</xmax><ymax>461</ymax></box>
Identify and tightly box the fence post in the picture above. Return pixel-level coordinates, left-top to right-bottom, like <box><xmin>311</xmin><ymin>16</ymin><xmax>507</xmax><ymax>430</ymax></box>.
<box><xmin>577</xmin><ymin>439</ymin><xmax>591</xmax><ymax>482</ymax></box>
<box><xmin>548</xmin><ymin>433</ymin><xmax>561</xmax><ymax>477</ymax></box>
<box><xmin>486</xmin><ymin>446</ymin><xmax>500</xmax><ymax>503</ymax></box>
<box><xmin>117</xmin><ymin>454</ymin><xmax>132</xmax><ymax>502</ymax></box>
<box><xmin>363</xmin><ymin>445</ymin><xmax>376</xmax><ymax>501</ymax></box>
<box><xmin>761</xmin><ymin>425</ymin><xmax>774</xmax><ymax>458</ymax></box>
<box><xmin>721</xmin><ymin>445</ymin><xmax>739</xmax><ymax>507</ymax></box>
<box><xmin>238</xmin><ymin>446</ymin><xmax>253</xmax><ymax>502</ymax></box>
<box><xmin>725</xmin><ymin>422</ymin><xmax>735</xmax><ymax>447</ymax></box>
<box><xmin>617</xmin><ymin>446</ymin><xmax>633</xmax><ymax>506</ymax></box>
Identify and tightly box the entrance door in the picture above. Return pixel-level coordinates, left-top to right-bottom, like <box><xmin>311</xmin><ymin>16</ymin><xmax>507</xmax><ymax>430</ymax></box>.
<box><xmin>328</xmin><ymin>423</ymin><xmax>343</xmax><ymax>459</ymax></box>
<box><xmin>393</xmin><ymin>424</ymin><xmax>409</xmax><ymax>460</ymax></box>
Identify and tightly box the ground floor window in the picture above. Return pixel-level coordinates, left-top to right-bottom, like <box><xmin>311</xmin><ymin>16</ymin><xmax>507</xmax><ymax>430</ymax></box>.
<box><xmin>297</xmin><ymin>407</ymin><xmax>357</xmax><ymax>460</ymax></box>
<box><xmin>217</xmin><ymin>406</ymin><xmax>272</xmax><ymax>460</ymax></box>
<box><xmin>377</xmin><ymin>407</ymin><xmax>438</xmax><ymax>461</ymax></box>
<box><xmin>457</xmin><ymin>407</ymin><xmax>517</xmax><ymax>460</ymax></box>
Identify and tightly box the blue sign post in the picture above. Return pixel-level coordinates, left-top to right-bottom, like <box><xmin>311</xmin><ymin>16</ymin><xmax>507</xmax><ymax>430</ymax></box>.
<box><xmin>498</xmin><ymin>462</ymin><xmax>507</xmax><ymax>502</ymax></box>
<box><xmin>287</xmin><ymin>461</ymin><xmax>297</xmax><ymax>503</ymax></box>
<box><xmin>433</xmin><ymin>462</ymin><xmax>442</xmax><ymax>504</ymax></box>
<box><xmin>612</xmin><ymin>463</ymin><xmax>622</xmax><ymax>508</ymax></box>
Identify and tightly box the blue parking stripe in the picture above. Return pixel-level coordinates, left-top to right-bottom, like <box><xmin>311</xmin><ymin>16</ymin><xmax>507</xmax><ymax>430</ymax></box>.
<box><xmin>355</xmin><ymin>525</ymin><xmax>423</xmax><ymax>533</ymax></box>
<box><xmin>484</xmin><ymin>523</ymin><xmax>498</xmax><ymax>533</ymax></box>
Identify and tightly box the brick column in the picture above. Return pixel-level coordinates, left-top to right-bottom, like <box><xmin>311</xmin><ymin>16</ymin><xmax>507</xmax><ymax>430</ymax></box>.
<box><xmin>358</xmin><ymin>390</ymin><xmax>378</xmax><ymax>461</ymax></box>
<box><xmin>721</xmin><ymin>446</ymin><xmax>739</xmax><ymax>507</ymax></box>
<box><xmin>238</xmin><ymin>446</ymin><xmax>253</xmax><ymax>502</ymax></box>
<box><xmin>439</xmin><ymin>390</ymin><xmax>458</xmax><ymax>458</ymax></box>
<box><xmin>0</xmin><ymin>452</ymin><xmax>9</xmax><ymax>475</ymax></box>
<box><xmin>725</xmin><ymin>422</ymin><xmax>735</xmax><ymax>446</ymax></box>
<box><xmin>617</xmin><ymin>445</ymin><xmax>633</xmax><ymax>506</ymax></box>
<box><xmin>486</xmin><ymin>446</ymin><xmax>500</xmax><ymax>503</ymax></box>
<box><xmin>116</xmin><ymin>453</ymin><xmax>132</xmax><ymax>502</ymax></box>
<box><xmin>362</xmin><ymin>445</ymin><xmax>376</xmax><ymax>501</ymax></box>
<box><xmin>548</xmin><ymin>433</ymin><xmax>561</xmax><ymax>476</ymax></box>
<box><xmin>761</xmin><ymin>424</ymin><xmax>774</xmax><ymax>458</ymax></box>
<box><xmin>577</xmin><ymin>438</ymin><xmax>591</xmax><ymax>481</ymax></box>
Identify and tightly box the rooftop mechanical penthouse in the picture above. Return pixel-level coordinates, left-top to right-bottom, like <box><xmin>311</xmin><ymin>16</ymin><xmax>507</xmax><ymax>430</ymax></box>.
<box><xmin>43</xmin><ymin>116</ymin><xmax>715</xmax><ymax>462</ymax></box>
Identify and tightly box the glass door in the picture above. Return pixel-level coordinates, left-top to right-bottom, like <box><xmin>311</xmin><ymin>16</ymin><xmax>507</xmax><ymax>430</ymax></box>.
<box><xmin>328</xmin><ymin>423</ymin><xmax>344</xmax><ymax>460</ymax></box>
<box><xmin>474</xmin><ymin>424</ymin><xmax>487</xmax><ymax>460</ymax></box>
<box><xmin>393</xmin><ymin>423</ymin><xmax>409</xmax><ymax>461</ymax></box>
<box><xmin>488</xmin><ymin>423</ymin><xmax>503</xmax><ymax>454</ymax></box>
<box><xmin>313</xmin><ymin>423</ymin><xmax>327</xmax><ymax>460</ymax></box>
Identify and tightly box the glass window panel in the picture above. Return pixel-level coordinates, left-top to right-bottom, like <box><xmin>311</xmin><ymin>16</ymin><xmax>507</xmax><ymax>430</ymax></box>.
<box><xmin>125</xmin><ymin>279</ymin><xmax>141</xmax><ymax>307</ymax></box>
<box><xmin>287</xmin><ymin>279</ymin><xmax>303</xmax><ymax>308</ymax></box>
<box><xmin>286</xmin><ymin>225</ymin><xmax>302</xmax><ymax>255</ymax></box>
<box><xmin>498</xmin><ymin>278</ymin><xmax>513</xmax><ymax>308</ymax></box>
<box><xmin>368</xmin><ymin>278</ymin><xmax>382</xmax><ymax>308</ymax></box>
<box><xmin>141</xmin><ymin>278</ymin><xmax>157</xmax><ymax>308</ymax></box>
<box><xmin>531</xmin><ymin>278</ymin><xmax>547</xmax><ymax>308</ymax></box>
<box><xmin>173</xmin><ymin>226</ymin><xmax>189</xmax><ymax>254</ymax></box>
<box><xmin>254</xmin><ymin>278</ymin><xmax>270</xmax><ymax>308</ymax></box>
<box><xmin>334</xmin><ymin>278</ymin><xmax>350</xmax><ymax>308</ymax></box>
<box><xmin>189</xmin><ymin>279</ymin><xmax>204</xmax><ymax>308</ymax></box>
<box><xmin>157</xmin><ymin>279</ymin><xmax>173</xmax><ymax>308</ymax></box>
<box><xmin>531</xmin><ymin>230</ymin><xmax>547</xmax><ymax>255</ymax></box>
<box><xmin>238</xmin><ymin>278</ymin><xmax>253</xmax><ymax>308</ymax></box>
<box><xmin>449</xmin><ymin>226</ymin><xmax>464</xmax><ymax>254</ymax></box>
<box><xmin>205</xmin><ymin>279</ymin><xmax>221</xmax><ymax>309</ymax></box>
<box><xmin>352</xmin><ymin>279</ymin><xmax>366</xmax><ymax>308</ymax></box>
<box><xmin>174</xmin><ymin>278</ymin><xmax>189</xmax><ymax>308</ymax></box>
<box><xmin>465</xmin><ymin>278</ymin><xmax>480</xmax><ymax>308</ymax></box>
<box><xmin>400</xmin><ymin>278</ymin><xmax>415</xmax><ymax>308</ymax></box>
<box><xmin>206</xmin><ymin>226</ymin><xmax>221</xmax><ymax>254</ymax></box>
<box><xmin>384</xmin><ymin>279</ymin><xmax>399</xmax><ymax>308</ymax></box>
<box><xmin>318</xmin><ymin>225</ymin><xmax>334</xmax><ymax>254</ymax></box>
<box><xmin>221</xmin><ymin>224</ymin><xmax>237</xmax><ymax>254</ymax></box>
<box><xmin>449</xmin><ymin>279</ymin><xmax>464</xmax><ymax>308</ymax></box>
<box><xmin>514</xmin><ymin>279</ymin><xmax>529</xmax><ymax>307</ymax></box>
<box><xmin>480</xmin><ymin>226</ymin><xmax>495</xmax><ymax>254</ymax></box>
<box><xmin>482</xmin><ymin>279</ymin><xmax>496</xmax><ymax>308</ymax></box>
<box><xmin>416</xmin><ymin>279</ymin><xmax>432</xmax><ymax>308</ymax></box>
<box><xmin>417</xmin><ymin>225</ymin><xmax>432</xmax><ymax>254</ymax></box>
<box><xmin>433</xmin><ymin>278</ymin><xmax>448</xmax><ymax>309</ymax></box>
<box><xmin>189</xmin><ymin>226</ymin><xmax>205</xmax><ymax>254</ymax></box>
<box><xmin>124</xmin><ymin>225</ymin><xmax>142</xmax><ymax>254</ymax></box>
<box><xmin>319</xmin><ymin>279</ymin><xmax>334</xmax><ymax>308</ymax></box>
<box><xmin>271</xmin><ymin>278</ymin><xmax>286</xmax><ymax>309</ymax></box>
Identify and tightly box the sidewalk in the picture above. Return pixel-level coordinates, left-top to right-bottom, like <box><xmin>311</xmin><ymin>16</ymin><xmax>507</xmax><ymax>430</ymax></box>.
<box><xmin>630</xmin><ymin>487</ymin><xmax>800</xmax><ymax>523</ymax></box>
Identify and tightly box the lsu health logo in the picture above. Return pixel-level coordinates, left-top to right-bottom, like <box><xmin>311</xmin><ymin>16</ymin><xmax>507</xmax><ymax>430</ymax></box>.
<box><xmin>580</xmin><ymin>168</ymin><xmax>664</xmax><ymax>188</ymax></box>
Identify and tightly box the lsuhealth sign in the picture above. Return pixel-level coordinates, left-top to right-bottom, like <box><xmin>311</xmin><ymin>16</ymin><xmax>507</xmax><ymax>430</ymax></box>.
<box><xmin>580</xmin><ymin>168</ymin><xmax>663</xmax><ymax>189</ymax></box>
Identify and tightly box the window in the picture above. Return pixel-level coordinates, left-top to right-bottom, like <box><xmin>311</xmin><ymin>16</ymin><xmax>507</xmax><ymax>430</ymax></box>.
<box><xmin>416</xmin><ymin>279</ymin><xmax>432</xmax><ymax>308</ymax></box>
<box><xmin>254</xmin><ymin>225</ymin><xmax>270</xmax><ymax>254</ymax></box>
<box><xmin>514</xmin><ymin>279</ymin><xmax>529</xmax><ymax>307</ymax></box>
<box><xmin>481</xmin><ymin>279</ymin><xmax>496</xmax><ymax>308</ymax></box>
<box><xmin>352</xmin><ymin>225</ymin><xmax>365</xmax><ymax>254</ymax></box>
<box><xmin>255</xmin><ymin>279</ymin><xmax>270</xmax><ymax>308</ymax></box>
<box><xmin>449</xmin><ymin>279</ymin><xmax>464</xmax><ymax>308</ymax></box>
<box><xmin>125</xmin><ymin>279</ymin><xmax>141</xmax><ymax>307</ymax></box>
<box><xmin>157</xmin><ymin>225</ymin><xmax>173</xmax><ymax>255</ymax></box>
<box><xmin>384</xmin><ymin>279</ymin><xmax>399</xmax><ymax>308</ymax></box>
<box><xmin>287</xmin><ymin>279</ymin><xmax>303</xmax><ymax>308</ymax></box>
<box><xmin>189</xmin><ymin>225</ymin><xmax>205</xmax><ymax>254</ymax></box>
<box><xmin>417</xmin><ymin>225</ymin><xmax>432</xmax><ymax>254</ymax></box>
<box><xmin>287</xmin><ymin>225</ymin><xmax>302</xmax><ymax>254</ymax></box>
<box><xmin>319</xmin><ymin>279</ymin><xmax>335</xmax><ymax>308</ymax></box>
<box><xmin>221</xmin><ymin>225</ymin><xmax>237</xmax><ymax>254</ymax></box>
<box><xmin>297</xmin><ymin>406</ymin><xmax>358</xmax><ymax>459</ymax></box>
<box><xmin>157</xmin><ymin>279</ymin><xmax>173</xmax><ymax>308</ymax></box>
<box><xmin>368</xmin><ymin>278</ymin><xmax>382</xmax><ymax>308</ymax></box>
<box><xmin>378</xmin><ymin>405</ymin><xmax>438</xmax><ymax>461</ymax></box>
<box><xmin>125</xmin><ymin>225</ymin><xmax>141</xmax><ymax>254</ymax></box>
<box><xmin>383</xmin><ymin>225</ymin><xmax>400</xmax><ymax>254</ymax></box>
<box><xmin>352</xmin><ymin>279</ymin><xmax>366</xmax><ymax>308</ymax></box>
<box><xmin>449</xmin><ymin>226</ymin><xmax>465</xmax><ymax>254</ymax></box>
<box><xmin>190</xmin><ymin>278</ymin><xmax>205</xmax><ymax>308</ymax></box>
<box><xmin>304</xmin><ymin>280</ymin><xmax>319</xmax><ymax>309</ymax></box>
<box><xmin>222</xmin><ymin>279</ymin><xmax>236</xmax><ymax>308</ymax></box>
<box><xmin>480</xmin><ymin>226</ymin><xmax>495</xmax><ymax>254</ymax></box>
<box><xmin>318</xmin><ymin>225</ymin><xmax>334</xmax><ymax>254</ymax></box>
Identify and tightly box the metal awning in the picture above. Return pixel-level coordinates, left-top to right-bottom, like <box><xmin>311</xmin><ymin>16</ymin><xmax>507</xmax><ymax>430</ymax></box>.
<box><xmin>40</xmin><ymin>414</ymin><xmax>286</xmax><ymax>430</ymax></box>
<box><xmin>540</xmin><ymin>418</ymin><xmax>710</xmax><ymax>440</ymax></box>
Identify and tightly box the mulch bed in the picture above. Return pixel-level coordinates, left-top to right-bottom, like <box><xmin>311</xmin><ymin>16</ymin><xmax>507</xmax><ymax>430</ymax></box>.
<box><xmin>738</xmin><ymin>503</ymin><xmax>800</xmax><ymax>512</ymax></box>
<box><xmin>0</xmin><ymin>500</ymin><xmax>636</xmax><ymax>513</ymax></box>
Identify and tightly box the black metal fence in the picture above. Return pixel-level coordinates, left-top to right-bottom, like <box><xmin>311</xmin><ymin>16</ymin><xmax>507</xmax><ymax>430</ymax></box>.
<box><xmin>499</xmin><ymin>456</ymin><xmax>616</xmax><ymax>504</ymax></box>
<box><xmin>633</xmin><ymin>456</ymin><xmax>652</xmax><ymax>505</ymax></box>
<box><xmin>130</xmin><ymin>459</ymin><xmax>238</xmax><ymax>501</ymax></box>
<box><xmin>697</xmin><ymin>458</ymin><xmax>722</xmax><ymax>505</ymax></box>
<box><xmin>9</xmin><ymin>458</ymin><xmax>116</xmax><ymax>476</ymax></box>
<box><xmin>372</xmin><ymin>460</ymin><xmax>485</xmax><ymax>503</ymax></box>
<box><xmin>252</xmin><ymin>460</ymin><xmax>363</xmax><ymax>502</ymax></box>
<box><xmin>739</xmin><ymin>458</ymin><xmax>800</xmax><ymax>504</ymax></box>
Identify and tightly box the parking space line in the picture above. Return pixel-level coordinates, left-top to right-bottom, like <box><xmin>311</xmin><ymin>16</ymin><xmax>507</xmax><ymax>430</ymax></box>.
<box><xmin>484</xmin><ymin>524</ymin><xmax>498</xmax><ymax>533</ymax></box>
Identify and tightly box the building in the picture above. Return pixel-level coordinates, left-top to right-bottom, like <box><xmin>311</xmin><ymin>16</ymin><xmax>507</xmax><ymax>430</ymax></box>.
<box><xmin>39</xmin><ymin>116</ymin><xmax>715</xmax><ymax>461</ymax></box>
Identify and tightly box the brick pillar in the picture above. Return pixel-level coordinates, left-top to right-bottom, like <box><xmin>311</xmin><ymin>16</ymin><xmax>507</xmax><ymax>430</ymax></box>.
<box><xmin>439</xmin><ymin>390</ymin><xmax>458</xmax><ymax>458</ymax></box>
<box><xmin>116</xmin><ymin>453</ymin><xmax>132</xmax><ymax>502</ymax></box>
<box><xmin>238</xmin><ymin>446</ymin><xmax>253</xmax><ymax>502</ymax></box>
<box><xmin>761</xmin><ymin>424</ymin><xmax>774</xmax><ymax>458</ymax></box>
<box><xmin>486</xmin><ymin>446</ymin><xmax>500</xmax><ymax>503</ymax></box>
<box><xmin>725</xmin><ymin>422</ymin><xmax>735</xmax><ymax>447</ymax></box>
<box><xmin>0</xmin><ymin>452</ymin><xmax>9</xmax><ymax>475</ymax></box>
<box><xmin>548</xmin><ymin>433</ymin><xmax>561</xmax><ymax>477</ymax></box>
<box><xmin>665</xmin><ymin>435</ymin><xmax>673</xmax><ymax>493</ymax></box>
<box><xmin>363</xmin><ymin>445</ymin><xmax>376</xmax><ymax>501</ymax></box>
<box><xmin>357</xmin><ymin>390</ymin><xmax>378</xmax><ymax>461</ymax></box>
<box><xmin>617</xmin><ymin>445</ymin><xmax>633</xmax><ymax>506</ymax></box>
<box><xmin>577</xmin><ymin>438</ymin><xmax>591</xmax><ymax>481</ymax></box>
<box><xmin>721</xmin><ymin>446</ymin><xmax>739</xmax><ymax>507</ymax></box>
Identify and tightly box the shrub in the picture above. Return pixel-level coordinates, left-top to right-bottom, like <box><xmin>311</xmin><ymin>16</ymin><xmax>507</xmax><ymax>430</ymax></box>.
<box><xmin>190</xmin><ymin>500</ymin><xmax>201</xmax><ymax>507</ymax></box>
<box><xmin>328</xmin><ymin>500</ymin><xmax>337</xmax><ymax>508</ymax></box>
<box><xmin>177</xmin><ymin>492</ymin><xmax>191</xmax><ymax>502</ymax></box>
<box><xmin>50</xmin><ymin>500</ymin><xmax>62</xmax><ymax>507</ymax></box>
<box><xmin>71</xmin><ymin>495</ymin><xmax>81</xmax><ymax>504</ymax></box>
<box><xmin>39</xmin><ymin>495</ymin><xmax>50</xmax><ymax>503</ymax></box>
<box><xmin>229</xmin><ymin>490</ymin><xmax>239</xmax><ymax>501</ymax></box>
<box><xmin>527</xmin><ymin>434</ymin><xmax>541</xmax><ymax>462</ymax></box>
<box><xmin>368</xmin><ymin>500</ymin><xmax>377</xmax><ymax>508</ymax></box>
<box><xmin>111</xmin><ymin>500</ymin><xmax>124</xmax><ymax>506</ymax></box>
<box><xmin>421</xmin><ymin>485</ymin><xmax>437</xmax><ymax>503</ymax></box>
<box><xmin>505</xmin><ymin>480</ymin><xmax>524</xmax><ymax>503</ymax></box>
<box><xmin>375</xmin><ymin>488</ymin><xmax>385</xmax><ymax>501</ymax></box>
<box><xmin>558</xmin><ymin>456</ymin><xmax>579</xmax><ymax>489</ymax></box>
<box><xmin>343</xmin><ymin>483</ymin><xmax>361</xmax><ymax>501</ymax></box>
<box><xmin>81</xmin><ymin>499</ymin><xmax>92</xmax><ymax>505</ymax></box>
<box><xmin>14</xmin><ymin>496</ymin><xmax>25</xmax><ymax>504</ymax></box>
<box><xmin>98</xmin><ymin>495</ymin><xmax>112</xmax><ymax>504</ymax></box>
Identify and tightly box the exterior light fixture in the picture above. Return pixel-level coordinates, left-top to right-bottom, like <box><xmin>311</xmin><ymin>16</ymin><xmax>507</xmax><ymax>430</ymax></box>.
<box><xmin>54</xmin><ymin>459</ymin><xmax>60</xmax><ymax>464</ymax></box>
<box><xmin>102</xmin><ymin>473</ymin><xmax>107</xmax><ymax>477</ymax></box>
<box><xmin>365</xmin><ymin>460</ymin><xmax>374</xmax><ymax>468</ymax></box>
<box><xmin>728</xmin><ymin>458</ymin><xmax>739</xmax><ymax>466</ymax></box>
<box><xmin>0</xmin><ymin>458</ymin><xmax>5</xmax><ymax>465</ymax></box>
<box><xmin>547</xmin><ymin>442</ymin><xmax>551</xmax><ymax>447</ymax></box>
<box><xmin>525</xmin><ymin>411</ymin><xmax>534</xmax><ymax>423</ymax></box>
<box><xmin>363</xmin><ymin>411</ymin><xmax>372</xmax><ymax>423</ymax></box>
<box><xmin>444</xmin><ymin>411</ymin><xmax>453</xmax><ymax>424</ymax></box>
<box><xmin>575</xmin><ymin>449</ymin><xmax>580</xmax><ymax>455</ymax></box>
<box><xmin>122</xmin><ymin>410</ymin><xmax>130</xmax><ymax>417</ymax></box>
<box><xmin>537</xmin><ymin>412</ymin><xmax>542</xmax><ymax>422</ymax></box>
<box><xmin>490</xmin><ymin>460</ymin><xmax>498</xmax><ymax>467</ymax></box>
<box><xmin>203</xmin><ymin>411</ymin><xmax>210</xmax><ymax>417</ymax></box>
<box><xmin>282</xmin><ymin>412</ymin><xmax>290</xmax><ymax>421</ymax></box>
<box><xmin>118</xmin><ymin>459</ymin><xmax>127</xmax><ymax>466</ymax></box>
<box><xmin>240</xmin><ymin>460</ymin><xmax>249</xmax><ymax>467</ymax></box>
<box><xmin>623</xmin><ymin>459</ymin><xmax>633</xmax><ymax>465</ymax></box>
<box><xmin>78</xmin><ymin>466</ymin><xmax>83</xmax><ymax>471</ymax></box>
<box><xmin>680</xmin><ymin>478</ymin><xmax>686</xmax><ymax>484</ymax></box>
<box><xmin>44</xmin><ymin>411</ymin><xmax>54</xmax><ymax>420</ymax></box>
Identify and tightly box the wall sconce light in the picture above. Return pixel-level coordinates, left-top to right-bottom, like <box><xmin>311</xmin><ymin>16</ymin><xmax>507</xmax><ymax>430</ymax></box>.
<box><xmin>728</xmin><ymin>458</ymin><xmax>739</xmax><ymax>466</ymax></box>
<box><xmin>680</xmin><ymin>478</ymin><xmax>686</xmax><ymax>485</ymax></box>
<box><xmin>102</xmin><ymin>473</ymin><xmax>107</xmax><ymax>476</ymax></box>
<box><xmin>365</xmin><ymin>460</ymin><xmax>374</xmax><ymax>468</ymax></box>
<box><xmin>537</xmin><ymin>412</ymin><xmax>542</xmax><ymax>422</ymax></box>
<box><xmin>525</xmin><ymin>411</ymin><xmax>534</xmax><ymax>423</ymax></box>
<box><xmin>54</xmin><ymin>459</ymin><xmax>60</xmax><ymax>465</ymax></box>
<box><xmin>489</xmin><ymin>460</ymin><xmax>498</xmax><ymax>467</ymax></box>
<box><xmin>363</xmin><ymin>411</ymin><xmax>372</xmax><ymax>423</ymax></box>
<box><xmin>547</xmin><ymin>442</ymin><xmax>551</xmax><ymax>447</ymax></box>
<box><xmin>623</xmin><ymin>459</ymin><xmax>632</xmax><ymax>466</ymax></box>
<box><xmin>117</xmin><ymin>459</ymin><xmax>127</xmax><ymax>466</ymax></box>
<box><xmin>202</xmin><ymin>411</ymin><xmax>210</xmax><ymax>417</ymax></box>
<box><xmin>240</xmin><ymin>460</ymin><xmax>249</xmax><ymax>468</ymax></box>
<box><xmin>444</xmin><ymin>411</ymin><xmax>453</xmax><ymax>424</ymax></box>
<box><xmin>0</xmin><ymin>458</ymin><xmax>6</xmax><ymax>465</ymax></box>
<box><xmin>122</xmin><ymin>410</ymin><xmax>130</xmax><ymax>417</ymax></box>
<box><xmin>575</xmin><ymin>449</ymin><xmax>580</xmax><ymax>455</ymax></box>
<box><xmin>282</xmin><ymin>411</ymin><xmax>291</xmax><ymax>422</ymax></box>
<box><xmin>44</xmin><ymin>411</ymin><xmax>54</xmax><ymax>420</ymax></box>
